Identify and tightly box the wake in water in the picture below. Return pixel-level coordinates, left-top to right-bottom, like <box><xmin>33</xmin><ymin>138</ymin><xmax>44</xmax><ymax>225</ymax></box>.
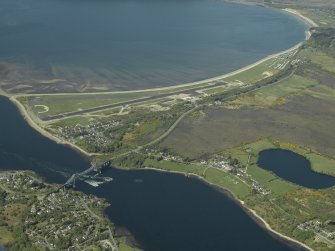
<box><xmin>82</xmin><ymin>173</ymin><xmax>114</xmax><ymax>187</ymax></box>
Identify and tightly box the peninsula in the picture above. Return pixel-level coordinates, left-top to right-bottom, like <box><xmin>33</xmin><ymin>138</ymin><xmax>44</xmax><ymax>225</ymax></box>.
<box><xmin>1</xmin><ymin>0</ymin><xmax>335</xmax><ymax>250</ymax></box>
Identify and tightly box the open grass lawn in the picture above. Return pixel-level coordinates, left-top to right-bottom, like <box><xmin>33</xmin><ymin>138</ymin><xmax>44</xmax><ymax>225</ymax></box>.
<box><xmin>144</xmin><ymin>159</ymin><xmax>206</xmax><ymax>177</ymax></box>
<box><xmin>301</xmin><ymin>8</ymin><xmax>335</xmax><ymax>27</ymax></box>
<box><xmin>243</xmin><ymin>139</ymin><xmax>276</xmax><ymax>154</ymax></box>
<box><xmin>204</xmin><ymin>168</ymin><xmax>250</xmax><ymax>198</ymax></box>
<box><xmin>247</xmin><ymin>165</ymin><xmax>298</xmax><ymax>195</ymax></box>
<box><xmin>203</xmin><ymin>86</ymin><xmax>227</xmax><ymax>95</ymax></box>
<box><xmin>310</xmin><ymin>52</ymin><xmax>335</xmax><ymax>73</ymax></box>
<box><xmin>222</xmin><ymin>57</ymin><xmax>280</xmax><ymax>84</ymax></box>
<box><xmin>224</xmin><ymin>148</ymin><xmax>250</xmax><ymax>165</ymax></box>
<box><xmin>228</xmin><ymin>74</ymin><xmax>318</xmax><ymax>108</ymax></box>
<box><xmin>117</xmin><ymin>237</ymin><xmax>142</xmax><ymax>251</ymax></box>
<box><xmin>305</xmin><ymin>153</ymin><xmax>335</xmax><ymax>177</ymax></box>
<box><xmin>304</xmin><ymin>85</ymin><xmax>335</xmax><ymax>102</ymax></box>
<box><xmin>28</xmin><ymin>94</ymin><xmax>144</xmax><ymax>116</ymax></box>
<box><xmin>144</xmin><ymin>159</ymin><xmax>250</xmax><ymax>199</ymax></box>
<box><xmin>50</xmin><ymin>116</ymin><xmax>95</xmax><ymax>128</ymax></box>
<box><xmin>20</xmin><ymin>80</ymin><xmax>212</xmax><ymax>117</ymax></box>
<box><xmin>0</xmin><ymin>226</ymin><xmax>13</xmax><ymax>244</ymax></box>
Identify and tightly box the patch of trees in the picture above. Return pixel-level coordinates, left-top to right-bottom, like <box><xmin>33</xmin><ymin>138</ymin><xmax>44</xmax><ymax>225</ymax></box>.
<box><xmin>0</xmin><ymin>189</ymin><xmax>7</xmax><ymax>205</ymax></box>
<box><xmin>5</xmin><ymin>225</ymin><xmax>34</xmax><ymax>251</ymax></box>
<box><xmin>308</xmin><ymin>28</ymin><xmax>335</xmax><ymax>56</ymax></box>
<box><xmin>113</xmin><ymin>153</ymin><xmax>147</xmax><ymax>168</ymax></box>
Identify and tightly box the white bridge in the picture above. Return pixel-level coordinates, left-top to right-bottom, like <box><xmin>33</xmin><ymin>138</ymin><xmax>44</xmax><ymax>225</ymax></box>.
<box><xmin>63</xmin><ymin>161</ymin><xmax>111</xmax><ymax>188</ymax></box>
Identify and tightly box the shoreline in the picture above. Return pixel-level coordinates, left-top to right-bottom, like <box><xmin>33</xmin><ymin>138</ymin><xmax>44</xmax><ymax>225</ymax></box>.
<box><xmin>0</xmin><ymin>6</ymin><xmax>319</xmax><ymax>251</ymax></box>
<box><xmin>8</xmin><ymin>95</ymin><xmax>95</xmax><ymax>159</ymax></box>
<box><xmin>141</xmin><ymin>166</ymin><xmax>313</xmax><ymax>251</ymax></box>
<box><xmin>11</xmin><ymin>8</ymin><xmax>315</xmax><ymax>98</ymax></box>
<box><xmin>282</xmin><ymin>8</ymin><xmax>319</xmax><ymax>29</ymax></box>
<box><xmin>3</xmin><ymin>6</ymin><xmax>316</xmax><ymax>159</ymax></box>
<box><xmin>12</xmin><ymin>41</ymin><xmax>305</xmax><ymax>98</ymax></box>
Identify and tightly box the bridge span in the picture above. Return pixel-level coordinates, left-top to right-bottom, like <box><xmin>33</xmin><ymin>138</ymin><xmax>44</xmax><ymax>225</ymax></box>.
<box><xmin>62</xmin><ymin>161</ymin><xmax>111</xmax><ymax>189</ymax></box>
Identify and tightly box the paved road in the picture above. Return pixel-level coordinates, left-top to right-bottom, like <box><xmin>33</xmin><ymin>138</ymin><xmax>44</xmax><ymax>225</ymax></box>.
<box><xmin>42</xmin><ymin>81</ymin><xmax>226</xmax><ymax>121</ymax></box>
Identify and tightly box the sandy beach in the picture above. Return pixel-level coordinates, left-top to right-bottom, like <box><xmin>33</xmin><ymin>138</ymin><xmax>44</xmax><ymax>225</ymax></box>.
<box><xmin>7</xmin><ymin>6</ymin><xmax>316</xmax><ymax>99</ymax></box>
<box><xmin>9</xmin><ymin>96</ymin><xmax>96</xmax><ymax>158</ymax></box>
<box><xmin>13</xmin><ymin>39</ymin><xmax>305</xmax><ymax>98</ymax></box>
<box><xmin>283</xmin><ymin>8</ymin><xmax>319</xmax><ymax>29</ymax></box>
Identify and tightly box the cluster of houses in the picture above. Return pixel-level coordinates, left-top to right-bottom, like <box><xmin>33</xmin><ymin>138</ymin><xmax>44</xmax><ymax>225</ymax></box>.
<box><xmin>25</xmin><ymin>189</ymin><xmax>109</xmax><ymax>248</ymax></box>
<box><xmin>57</xmin><ymin>120</ymin><xmax>120</xmax><ymax>145</ymax></box>
<box><xmin>202</xmin><ymin>157</ymin><xmax>233</xmax><ymax>172</ymax></box>
<box><xmin>0</xmin><ymin>171</ymin><xmax>113</xmax><ymax>250</ymax></box>
<box><xmin>298</xmin><ymin>219</ymin><xmax>335</xmax><ymax>242</ymax></box>
<box><xmin>251</xmin><ymin>182</ymin><xmax>270</xmax><ymax>195</ymax></box>
<box><xmin>0</xmin><ymin>172</ymin><xmax>46</xmax><ymax>193</ymax></box>
<box><xmin>199</xmin><ymin>156</ymin><xmax>270</xmax><ymax>195</ymax></box>
<box><xmin>143</xmin><ymin>149</ymin><xmax>272</xmax><ymax>196</ymax></box>
<box><xmin>145</xmin><ymin>149</ymin><xmax>184</xmax><ymax>162</ymax></box>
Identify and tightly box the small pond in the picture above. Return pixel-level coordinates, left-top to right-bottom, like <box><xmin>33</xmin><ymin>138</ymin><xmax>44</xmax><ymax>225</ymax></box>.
<box><xmin>257</xmin><ymin>149</ymin><xmax>335</xmax><ymax>189</ymax></box>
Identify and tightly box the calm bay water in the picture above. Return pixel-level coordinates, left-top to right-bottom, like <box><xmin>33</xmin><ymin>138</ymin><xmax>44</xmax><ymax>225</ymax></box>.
<box><xmin>258</xmin><ymin>149</ymin><xmax>335</xmax><ymax>189</ymax></box>
<box><xmin>0</xmin><ymin>0</ymin><xmax>306</xmax><ymax>88</ymax></box>
<box><xmin>0</xmin><ymin>1</ymin><xmax>309</xmax><ymax>248</ymax></box>
<box><xmin>0</xmin><ymin>97</ymin><xmax>301</xmax><ymax>250</ymax></box>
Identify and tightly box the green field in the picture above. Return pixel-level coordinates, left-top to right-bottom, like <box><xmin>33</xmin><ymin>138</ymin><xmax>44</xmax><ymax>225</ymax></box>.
<box><xmin>247</xmin><ymin>165</ymin><xmax>298</xmax><ymax>195</ymax></box>
<box><xmin>144</xmin><ymin>159</ymin><xmax>250</xmax><ymax>198</ymax></box>
<box><xmin>304</xmin><ymin>85</ymin><xmax>335</xmax><ymax>101</ymax></box>
<box><xmin>228</xmin><ymin>74</ymin><xmax>318</xmax><ymax>108</ymax></box>
<box><xmin>0</xmin><ymin>227</ymin><xmax>13</xmax><ymax>244</ymax></box>
<box><xmin>117</xmin><ymin>237</ymin><xmax>141</xmax><ymax>251</ymax></box>
<box><xmin>305</xmin><ymin>153</ymin><xmax>335</xmax><ymax>177</ymax></box>
<box><xmin>204</xmin><ymin>168</ymin><xmax>250</xmax><ymax>198</ymax></box>
<box><xmin>144</xmin><ymin>159</ymin><xmax>206</xmax><ymax>177</ymax></box>
<box><xmin>26</xmin><ymin>92</ymin><xmax>151</xmax><ymax>116</ymax></box>
<box><xmin>202</xmin><ymin>86</ymin><xmax>227</xmax><ymax>95</ymax></box>
<box><xmin>19</xmin><ymin>80</ymin><xmax>215</xmax><ymax>118</ymax></box>
<box><xmin>50</xmin><ymin>116</ymin><xmax>95</xmax><ymax>127</ymax></box>
<box><xmin>243</xmin><ymin>139</ymin><xmax>276</xmax><ymax>154</ymax></box>
<box><xmin>222</xmin><ymin>57</ymin><xmax>280</xmax><ymax>84</ymax></box>
<box><xmin>311</xmin><ymin>52</ymin><xmax>335</xmax><ymax>73</ymax></box>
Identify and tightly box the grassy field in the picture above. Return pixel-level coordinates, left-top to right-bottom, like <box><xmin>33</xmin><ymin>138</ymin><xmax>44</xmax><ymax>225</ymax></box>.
<box><xmin>221</xmin><ymin>55</ymin><xmax>284</xmax><ymax>84</ymax></box>
<box><xmin>0</xmin><ymin>227</ymin><xmax>13</xmax><ymax>244</ymax></box>
<box><xmin>304</xmin><ymin>85</ymin><xmax>335</xmax><ymax>101</ymax></box>
<box><xmin>232</xmin><ymin>137</ymin><xmax>335</xmax><ymax>175</ymax></box>
<box><xmin>18</xmin><ymin>80</ymin><xmax>212</xmax><ymax>118</ymax></box>
<box><xmin>247</xmin><ymin>165</ymin><xmax>298</xmax><ymax>194</ymax></box>
<box><xmin>224</xmin><ymin>140</ymin><xmax>299</xmax><ymax>195</ymax></box>
<box><xmin>310</xmin><ymin>52</ymin><xmax>335</xmax><ymax>73</ymax></box>
<box><xmin>49</xmin><ymin>116</ymin><xmax>95</xmax><ymax>127</ymax></box>
<box><xmin>202</xmin><ymin>86</ymin><xmax>227</xmax><ymax>95</ymax></box>
<box><xmin>243</xmin><ymin>139</ymin><xmax>276</xmax><ymax>154</ymax></box>
<box><xmin>144</xmin><ymin>159</ymin><xmax>206</xmax><ymax>177</ymax></box>
<box><xmin>117</xmin><ymin>237</ymin><xmax>142</xmax><ymax>251</ymax></box>
<box><xmin>300</xmin><ymin>8</ymin><xmax>335</xmax><ymax>27</ymax></box>
<box><xmin>144</xmin><ymin>159</ymin><xmax>250</xmax><ymax>198</ymax></box>
<box><xmin>227</xmin><ymin>74</ymin><xmax>318</xmax><ymax>108</ymax></box>
<box><xmin>305</xmin><ymin>153</ymin><xmax>335</xmax><ymax>177</ymax></box>
<box><xmin>17</xmin><ymin>44</ymin><xmax>300</xmax><ymax>118</ymax></box>
<box><xmin>25</xmin><ymin>92</ymin><xmax>151</xmax><ymax>116</ymax></box>
<box><xmin>203</xmin><ymin>168</ymin><xmax>250</xmax><ymax>198</ymax></box>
